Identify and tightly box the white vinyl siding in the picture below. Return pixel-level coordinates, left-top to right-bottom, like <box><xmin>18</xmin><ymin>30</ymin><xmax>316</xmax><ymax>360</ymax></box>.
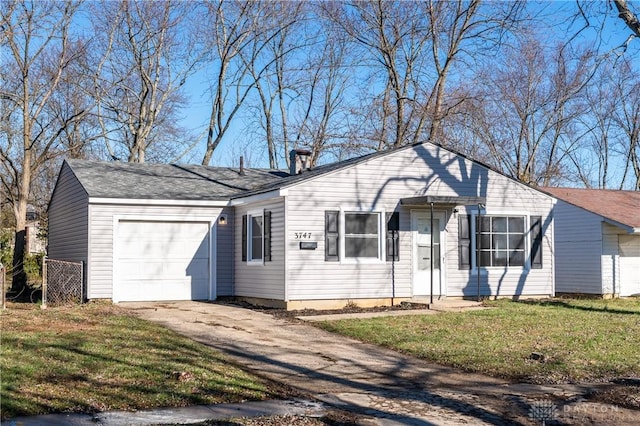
<box><xmin>554</xmin><ymin>203</ymin><xmax>639</xmax><ymax>296</ymax></box>
<box><xmin>550</xmin><ymin>199</ymin><xmax>604</xmax><ymax>294</ymax></box>
<box><xmin>47</xmin><ymin>163</ymin><xmax>89</xmax><ymax>264</ymax></box>
<box><xmin>216</xmin><ymin>207</ymin><xmax>234</xmax><ymax>296</ymax></box>
<box><xmin>87</xmin><ymin>204</ymin><xmax>221</xmax><ymax>299</ymax></box>
<box><xmin>602</xmin><ymin>223</ymin><xmax>622</xmax><ymax>294</ymax></box>
<box><xmin>283</xmin><ymin>144</ymin><xmax>555</xmax><ymax>301</ymax></box>
<box><xmin>602</xmin><ymin>225</ymin><xmax>640</xmax><ymax>297</ymax></box>
<box><xmin>618</xmin><ymin>234</ymin><xmax>640</xmax><ymax>296</ymax></box>
<box><xmin>234</xmin><ymin>198</ymin><xmax>285</xmax><ymax>300</ymax></box>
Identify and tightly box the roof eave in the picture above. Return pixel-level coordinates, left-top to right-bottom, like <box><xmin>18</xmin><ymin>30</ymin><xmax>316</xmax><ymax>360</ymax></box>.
<box><xmin>229</xmin><ymin>188</ymin><xmax>287</xmax><ymax>206</ymax></box>
<box><xmin>88</xmin><ymin>197</ymin><xmax>230</xmax><ymax>207</ymax></box>
<box><xmin>601</xmin><ymin>217</ymin><xmax>637</xmax><ymax>234</ymax></box>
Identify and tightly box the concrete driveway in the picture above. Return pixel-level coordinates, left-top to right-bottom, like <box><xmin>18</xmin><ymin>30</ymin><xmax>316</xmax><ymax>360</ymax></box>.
<box><xmin>125</xmin><ymin>301</ymin><xmax>639</xmax><ymax>426</ymax></box>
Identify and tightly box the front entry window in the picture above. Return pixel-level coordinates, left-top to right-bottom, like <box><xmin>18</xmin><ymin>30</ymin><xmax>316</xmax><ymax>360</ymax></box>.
<box><xmin>417</xmin><ymin>217</ymin><xmax>440</xmax><ymax>270</ymax></box>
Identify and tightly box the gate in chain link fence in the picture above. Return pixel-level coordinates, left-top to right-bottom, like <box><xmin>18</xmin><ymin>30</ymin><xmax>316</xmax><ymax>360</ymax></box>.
<box><xmin>43</xmin><ymin>258</ymin><xmax>84</xmax><ymax>306</ymax></box>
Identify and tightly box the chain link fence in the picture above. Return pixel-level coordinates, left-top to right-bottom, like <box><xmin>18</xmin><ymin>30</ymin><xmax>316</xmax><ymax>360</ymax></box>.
<box><xmin>43</xmin><ymin>258</ymin><xmax>84</xmax><ymax>306</ymax></box>
<box><xmin>1</xmin><ymin>264</ymin><xmax>5</xmax><ymax>309</ymax></box>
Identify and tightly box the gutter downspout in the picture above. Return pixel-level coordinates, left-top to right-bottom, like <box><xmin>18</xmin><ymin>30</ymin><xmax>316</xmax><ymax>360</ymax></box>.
<box><xmin>477</xmin><ymin>203</ymin><xmax>485</xmax><ymax>302</ymax></box>
<box><xmin>430</xmin><ymin>202</ymin><xmax>434</xmax><ymax>305</ymax></box>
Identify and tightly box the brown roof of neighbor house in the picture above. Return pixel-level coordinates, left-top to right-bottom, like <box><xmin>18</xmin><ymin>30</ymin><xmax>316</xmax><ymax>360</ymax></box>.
<box><xmin>542</xmin><ymin>187</ymin><xmax>640</xmax><ymax>230</ymax></box>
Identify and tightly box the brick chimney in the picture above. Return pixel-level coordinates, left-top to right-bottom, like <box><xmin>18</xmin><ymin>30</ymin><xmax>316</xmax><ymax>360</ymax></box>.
<box><xmin>289</xmin><ymin>149</ymin><xmax>312</xmax><ymax>175</ymax></box>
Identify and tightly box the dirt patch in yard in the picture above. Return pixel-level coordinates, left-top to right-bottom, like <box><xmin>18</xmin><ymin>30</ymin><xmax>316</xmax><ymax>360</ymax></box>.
<box><xmin>588</xmin><ymin>383</ymin><xmax>640</xmax><ymax>410</ymax></box>
<box><xmin>219</xmin><ymin>299</ymin><xmax>430</xmax><ymax>321</ymax></box>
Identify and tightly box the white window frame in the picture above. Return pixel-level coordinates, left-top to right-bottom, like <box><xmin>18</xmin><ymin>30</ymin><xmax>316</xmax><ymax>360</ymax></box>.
<box><xmin>470</xmin><ymin>210</ymin><xmax>530</xmax><ymax>272</ymax></box>
<box><xmin>339</xmin><ymin>208</ymin><xmax>385</xmax><ymax>263</ymax></box>
<box><xmin>247</xmin><ymin>209</ymin><xmax>264</xmax><ymax>265</ymax></box>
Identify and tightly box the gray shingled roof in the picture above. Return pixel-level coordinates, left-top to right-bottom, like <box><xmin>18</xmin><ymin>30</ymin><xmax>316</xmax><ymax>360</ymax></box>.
<box><xmin>66</xmin><ymin>144</ymin><xmax>421</xmax><ymax>201</ymax></box>
<box><xmin>66</xmin><ymin>160</ymin><xmax>289</xmax><ymax>200</ymax></box>
<box><xmin>66</xmin><ymin>141</ymin><xmax>521</xmax><ymax>202</ymax></box>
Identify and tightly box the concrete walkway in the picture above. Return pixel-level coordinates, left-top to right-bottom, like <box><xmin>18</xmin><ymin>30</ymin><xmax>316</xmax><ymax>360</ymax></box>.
<box><xmin>5</xmin><ymin>399</ymin><xmax>326</xmax><ymax>426</ymax></box>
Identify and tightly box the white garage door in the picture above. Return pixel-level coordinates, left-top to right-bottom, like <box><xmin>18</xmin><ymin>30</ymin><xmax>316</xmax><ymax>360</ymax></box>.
<box><xmin>114</xmin><ymin>221</ymin><xmax>210</xmax><ymax>302</ymax></box>
<box><xmin>619</xmin><ymin>235</ymin><xmax>640</xmax><ymax>297</ymax></box>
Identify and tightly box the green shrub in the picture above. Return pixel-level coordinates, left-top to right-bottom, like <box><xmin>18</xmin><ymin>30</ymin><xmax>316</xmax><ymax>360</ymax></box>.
<box><xmin>0</xmin><ymin>228</ymin><xmax>12</xmax><ymax>271</ymax></box>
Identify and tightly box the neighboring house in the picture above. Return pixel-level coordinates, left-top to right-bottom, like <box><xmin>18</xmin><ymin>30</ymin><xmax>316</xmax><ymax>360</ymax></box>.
<box><xmin>542</xmin><ymin>187</ymin><xmax>640</xmax><ymax>297</ymax></box>
<box><xmin>48</xmin><ymin>142</ymin><xmax>556</xmax><ymax>309</ymax></box>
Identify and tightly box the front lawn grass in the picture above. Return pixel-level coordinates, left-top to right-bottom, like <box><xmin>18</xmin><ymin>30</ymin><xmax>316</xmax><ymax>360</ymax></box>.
<box><xmin>317</xmin><ymin>298</ymin><xmax>640</xmax><ymax>384</ymax></box>
<box><xmin>0</xmin><ymin>303</ymin><xmax>284</xmax><ymax>420</ymax></box>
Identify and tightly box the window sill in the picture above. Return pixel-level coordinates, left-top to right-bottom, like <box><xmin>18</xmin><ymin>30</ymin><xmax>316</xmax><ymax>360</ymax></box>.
<box><xmin>340</xmin><ymin>257</ymin><xmax>385</xmax><ymax>265</ymax></box>
<box><xmin>470</xmin><ymin>267</ymin><xmax>529</xmax><ymax>275</ymax></box>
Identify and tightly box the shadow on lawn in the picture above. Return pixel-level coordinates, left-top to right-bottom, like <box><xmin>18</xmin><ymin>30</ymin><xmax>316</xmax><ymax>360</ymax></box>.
<box><xmin>516</xmin><ymin>298</ymin><xmax>640</xmax><ymax>316</ymax></box>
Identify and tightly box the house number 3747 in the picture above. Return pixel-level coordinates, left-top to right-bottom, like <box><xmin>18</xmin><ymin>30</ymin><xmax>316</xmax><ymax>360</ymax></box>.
<box><xmin>294</xmin><ymin>232</ymin><xmax>312</xmax><ymax>239</ymax></box>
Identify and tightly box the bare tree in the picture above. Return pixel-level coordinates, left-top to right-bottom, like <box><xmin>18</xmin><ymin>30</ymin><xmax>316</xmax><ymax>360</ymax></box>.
<box><xmin>613</xmin><ymin>0</ymin><xmax>640</xmax><ymax>38</ymax></box>
<box><xmin>200</xmin><ymin>0</ymin><xmax>287</xmax><ymax>166</ymax></box>
<box><xmin>90</xmin><ymin>0</ymin><xmax>202</xmax><ymax>163</ymax></box>
<box><xmin>288</xmin><ymin>31</ymin><xmax>352</xmax><ymax>167</ymax></box>
<box><xmin>0</xmin><ymin>0</ymin><xmax>89</xmax><ymax>294</ymax></box>
<box><xmin>569</xmin><ymin>60</ymin><xmax>619</xmax><ymax>188</ymax></box>
<box><xmin>242</xmin><ymin>1</ymin><xmax>307</xmax><ymax>169</ymax></box>
<box><xmin>608</xmin><ymin>58</ymin><xmax>640</xmax><ymax>190</ymax></box>
<box><xmin>472</xmin><ymin>35</ymin><xmax>595</xmax><ymax>186</ymax></box>
<box><xmin>321</xmin><ymin>0</ymin><xmax>524</xmax><ymax>151</ymax></box>
<box><xmin>243</xmin><ymin>2</ymin><xmax>353</xmax><ymax>169</ymax></box>
<box><xmin>321</xmin><ymin>0</ymin><xmax>432</xmax><ymax>150</ymax></box>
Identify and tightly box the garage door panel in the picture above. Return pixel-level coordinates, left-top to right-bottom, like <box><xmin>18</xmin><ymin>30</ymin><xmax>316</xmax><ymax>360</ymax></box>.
<box><xmin>115</xmin><ymin>220</ymin><xmax>211</xmax><ymax>302</ymax></box>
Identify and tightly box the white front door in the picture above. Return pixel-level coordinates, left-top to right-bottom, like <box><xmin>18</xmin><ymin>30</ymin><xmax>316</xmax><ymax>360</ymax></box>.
<box><xmin>412</xmin><ymin>211</ymin><xmax>446</xmax><ymax>296</ymax></box>
<box><xmin>619</xmin><ymin>235</ymin><xmax>640</xmax><ymax>297</ymax></box>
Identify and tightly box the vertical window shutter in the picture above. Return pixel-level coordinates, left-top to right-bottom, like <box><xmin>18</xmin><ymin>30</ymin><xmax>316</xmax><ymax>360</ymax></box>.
<box><xmin>264</xmin><ymin>210</ymin><xmax>272</xmax><ymax>262</ymax></box>
<box><xmin>241</xmin><ymin>214</ymin><xmax>247</xmax><ymax>262</ymax></box>
<box><xmin>458</xmin><ymin>215</ymin><xmax>471</xmax><ymax>270</ymax></box>
<box><xmin>386</xmin><ymin>212</ymin><xmax>400</xmax><ymax>261</ymax></box>
<box><xmin>325</xmin><ymin>211</ymin><xmax>339</xmax><ymax>261</ymax></box>
<box><xmin>530</xmin><ymin>216</ymin><xmax>543</xmax><ymax>269</ymax></box>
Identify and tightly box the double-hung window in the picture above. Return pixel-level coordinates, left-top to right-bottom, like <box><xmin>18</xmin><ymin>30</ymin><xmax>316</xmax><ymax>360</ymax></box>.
<box><xmin>344</xmin><ymin>212</ymin><xmax>380</xmax><ymax>258</ymax></box>
<box><xmin>249</xmin><ymin>214</ymin><xmax>263</xmax><ymax>261</ymax></box>
<box><xmin>242</xmin><ymin>210</ymin><xmax>271</xmax><ymax>263</ymax></box>
<box><xmin>326</xmin><ymin>210</ymin><xmax>390</xmax><ymax>261</ymax></box>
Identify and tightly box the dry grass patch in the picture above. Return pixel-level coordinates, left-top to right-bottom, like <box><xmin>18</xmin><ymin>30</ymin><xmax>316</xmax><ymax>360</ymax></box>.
<box><xmin>0</xmin><ymin>302</ymin><xmax>285</xmax><ymax>420</ymax></box>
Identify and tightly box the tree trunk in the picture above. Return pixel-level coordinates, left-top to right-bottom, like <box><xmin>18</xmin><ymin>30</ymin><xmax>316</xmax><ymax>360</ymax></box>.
<box><xmin>10</xmin><ymin>160</ymin><xmax>30</xmax><ymax>296</ymax></box>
